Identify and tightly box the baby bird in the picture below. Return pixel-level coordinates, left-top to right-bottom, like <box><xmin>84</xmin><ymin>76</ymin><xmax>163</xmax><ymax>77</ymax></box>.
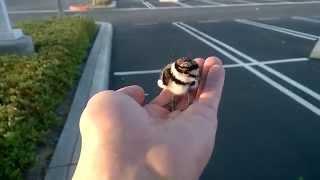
<box><xmin>158</xmin><ymin>57</ymin><xmax>200</xmax><ymax>96</ymax></box>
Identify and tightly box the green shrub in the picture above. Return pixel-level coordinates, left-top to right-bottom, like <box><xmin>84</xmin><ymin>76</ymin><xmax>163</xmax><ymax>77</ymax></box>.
<box><xmin>0</xmin><ymin>17</ymin><xmax>97</xmax><ymax>179</ymax></box>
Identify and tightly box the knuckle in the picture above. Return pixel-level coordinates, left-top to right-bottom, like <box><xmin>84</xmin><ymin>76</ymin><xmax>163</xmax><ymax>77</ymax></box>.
<box><xmin>212</xmin><ymin>56</ymin><xmax>223</xmax><ymax>65</ymax></box>
<box><xmin>87</xmin><ymin>90</ymin><xmax>115</xmax><ymax>105</ymax></box>
<box><xmin>80</xmin><ymin>91</ymin><xmax>124</xmax><ymax>134</ymax></box>
<box><xmin>131</xmin><ymin>85</ymin><xmax>144</xmax><ymax>91</ymax></box>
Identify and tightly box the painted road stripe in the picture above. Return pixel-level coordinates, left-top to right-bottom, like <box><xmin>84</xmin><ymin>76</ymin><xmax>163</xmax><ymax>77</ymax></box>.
<box><xmin>178</xmin><ymin>22</ymin><xmax>320</xmax><ymax>102</ymax></box>
<box><xmin>145</xmin><ymin>1</ymin><xmax>156</xmax><ymax>8</ymax></box>
<box><xmin>113</xmin><ymin>57</ymin><xmax>309</xmax><ymax>76</ymax></box>
<box><xmin>173</xmin><ymin>22</ymin><xmax>320</xmax><ymax>116</ymax></box>
<box><xmin>140</xmin><ymin>0</ymin><xmax>151</xmax><ymax>8</ymax></box>
<box><xmin>223</xmin><ymin>57</ymin><xmax>309</xmax><ymax>68</ymax></box>
<box><xmin>240</xmin><ymin>19</ymin><xmax>319</xmax><ymax>39</ymax></box>
<box><xmin>175</xmin><ymin>1</ymin><xmax>192</xmax><ymax>8</ymax></box>
<box><xmin>263</xmin><ymin>0</ymin><xmax>286</xmax><ymax>1</ymax></box>
<box><xmin>141</xmin><ymin>0</ymin><xmax>156</xmax><ymax>8</ymax></box>
<box><xmin>198</xmin><ymin>19</ymin><xmax>221</xmax><ymax>24</ymax></box>
<box><xmin>257</xmin><ymin>17</ymin><xmax>280</xmax><ymax>21</ymax></box>
<box><xmin>233</xmin><ymin>0</ymin><xmax>252</xmax><ymax>4</ymax></box>
<box><xmin>236</xmin><ymin>19</ymin><xmax>318</xmax><ymax>41</ymax></box>
<box><xmin>195</xmin><ymin>0</ymin><xmax>226</xmax><ymax>6</ymax></box>
<box><xmin>210</xmin><ymin>1</ymin><xmax>226</xmax><ymax>5</ymax></box>
<box><xmin>292</xmin><ymin>16</ymin><xmax>320</xmax><ymax>24</ymax></box>
<box><xmin>134</xmin><ymin>22</ymin><xmax>159</xmax><ymax>26</ymax></box>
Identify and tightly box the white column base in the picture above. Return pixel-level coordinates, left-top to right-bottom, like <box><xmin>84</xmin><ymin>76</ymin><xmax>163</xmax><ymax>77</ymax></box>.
<box><xmin>0</xmin><ymin>29</ymin><xmax>23</xmax><ymax>40</ymax></box>
<box><xmin>310</xmin><ymin>39</ymin><xmax>320</xmax><ymax>59</ymax></box>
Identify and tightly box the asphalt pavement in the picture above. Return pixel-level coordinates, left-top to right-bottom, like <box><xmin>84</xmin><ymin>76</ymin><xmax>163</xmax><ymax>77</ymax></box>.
<box><xmin>116</xmin><ymin>0</ymin><xmax>320</xmax><ymax>9</ymax></box>
<box><xmin>7</xmin><ymin>1</ymin><xmax>320</xmax><ymax>24</ymax></box>
<box><xmin>110</xmin><ymin>16</ymin><xmax>320</xmax><ymax>180</ymax></box>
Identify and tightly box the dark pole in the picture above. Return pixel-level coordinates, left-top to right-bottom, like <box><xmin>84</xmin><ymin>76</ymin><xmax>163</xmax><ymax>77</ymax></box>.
<box><xmin>57</xmin><ymin>0</ymin><xmax>64</xmax><ymax>17</ymax></box>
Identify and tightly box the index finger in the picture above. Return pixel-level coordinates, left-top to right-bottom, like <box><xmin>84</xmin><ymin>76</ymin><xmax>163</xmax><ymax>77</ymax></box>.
<box><xmin>198</xmin><ymin>58</ymin><xmax>225</xmax><ymax>111</ymax></box>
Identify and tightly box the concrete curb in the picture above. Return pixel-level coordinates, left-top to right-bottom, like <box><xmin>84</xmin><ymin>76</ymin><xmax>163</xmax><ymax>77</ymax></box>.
<box><xmin>45</xmin><ymin>22</ymin><xmax>113</xmax><ymax>180</ymax></box>
<box><xmin>91</xmin><ymin>22</ymin><xmax>112</xmax><ymax>94</ymax></box>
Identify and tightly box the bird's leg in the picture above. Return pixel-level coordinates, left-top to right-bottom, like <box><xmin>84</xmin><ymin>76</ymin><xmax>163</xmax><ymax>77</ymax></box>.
<box><xmin>171</xmin><ymin>93</ymin><xmax>191</xmax><ymax>111</ymax></box>
<box><xmin>171</xmin><ymin>95</ymin><xmax>176</xmax><ymax>112</ymax></box>
<box><xmin>187</xmin><ymin>93</ymin><xmax>190</xmax><ymax>107</ymax></box>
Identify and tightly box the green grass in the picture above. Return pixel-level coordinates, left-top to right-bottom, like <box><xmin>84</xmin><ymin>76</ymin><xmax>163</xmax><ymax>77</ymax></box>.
<box><xmin>0</xmin><ymin>17</ymin><xmax>97</xmax><ymax>179</ymax></box>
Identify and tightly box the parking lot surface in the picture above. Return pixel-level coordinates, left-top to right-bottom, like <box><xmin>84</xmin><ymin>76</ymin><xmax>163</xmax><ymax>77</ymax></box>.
<box><xmin>116</xmin><ymin>0</ymin><xmax>320</xmax><ymax>9</ymax></box>
<box><xmin>110</xmin><ymin>16</ymin><xmax>320</xmax><ymax>180</ymax></box>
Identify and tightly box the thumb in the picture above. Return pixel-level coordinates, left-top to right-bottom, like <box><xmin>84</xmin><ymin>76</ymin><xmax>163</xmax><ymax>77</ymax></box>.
<box><xmin>116</xmin><ymin>85</ymin><xmax>145</xmax><ymax>105</ymax></box>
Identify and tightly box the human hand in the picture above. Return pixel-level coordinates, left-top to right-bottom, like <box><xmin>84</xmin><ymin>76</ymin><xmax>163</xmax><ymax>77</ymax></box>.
<box><xmin>73</xmin><ymin>57</ymin><xmax>225</xmax><ymax>180</ymax></box>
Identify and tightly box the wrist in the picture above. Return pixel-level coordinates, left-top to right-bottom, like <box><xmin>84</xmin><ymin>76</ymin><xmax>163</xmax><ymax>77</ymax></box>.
<box><xmin>73</xmin><ymin>151</ymin><xmax>162</xmax><ymax>180</ymax></box>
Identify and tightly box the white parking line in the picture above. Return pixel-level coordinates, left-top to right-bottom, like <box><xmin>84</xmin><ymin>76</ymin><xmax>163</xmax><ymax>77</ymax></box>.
<box><xmin>262</xmin><ymin>0</ymin><xmax>288</xmax><ymax>2</ymax></box>
<box><xmin>257</xmin><ymin>17</ymin><xmax>280</xmax><ymax>21</ymax></box>
<box><xmin>236</xmin><ymin>19</ymin><xmax>319</xmax><ymax>41</ymax></box>
<box><xmin>195</xmin><ymin>0</ymin><xmax>226</xmax><ymax>6</ymax></box>
<box><xmin>141</xmin><ymin>0</ymin><xmax>156</xmax><ymax>8</ymax></box>
<box><xmin>173</xmin><ymin>22</ymin><xmax>320</xmax><ymax>116</ymax></box>
<box><xmin>197</xmin><ymin>19</ymin><xmax>221</xmax><ymax>23</ymax></box>
<box><xmin>175</xmin><ymin>1</ymin><xmax>192</xmax><ymax>7</ymax></box>
<box><xmin>134</xmin><ymin>22</ymin><xmax>159</xmax><ymax>26</ymax></box>
<box><xmin>209</xmin><ymin>1</ymin><xmax>226</xmax><ymax>5</ymax></box>
<box><xmin>292</xmin><ymin>16</ymin><xmax>320</xmax><ymax>24</ymax></box>
<box><xmin>224</xmin><ymin>57</ymin><xmax>309</xmax><ymax>68</ymax></box>
<box><xmin>233</xmin><ymin>0</ymin><xmax>252</xmax><ymax>4</ymax></box>
<box><xmin>178</xmin><ymin>22</ymin><xmax>320</xmax><ymax>102</ymax></box>
<box><xmin>113</xmin><ymin>57</ymin><xmax>309</xmax><ymax>76</ymax></box>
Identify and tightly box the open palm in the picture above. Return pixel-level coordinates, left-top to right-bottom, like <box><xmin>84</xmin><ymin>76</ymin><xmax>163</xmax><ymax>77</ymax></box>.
<box><xmin>73</xmin><ymin>57</ymin><xmax>225</xmax><ymax>180</ymax></box>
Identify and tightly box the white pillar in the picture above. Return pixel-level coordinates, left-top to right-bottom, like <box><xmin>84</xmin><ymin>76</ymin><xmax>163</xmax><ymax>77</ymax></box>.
<box><xmin>0</xmin><ymin>0</ymin><xmax>11</xmax><ymax>32</ymax></box>
<box><xmin>0</xmin><ymin>0</ymin><xmax>23</xmax><ymax>40</ymax></box>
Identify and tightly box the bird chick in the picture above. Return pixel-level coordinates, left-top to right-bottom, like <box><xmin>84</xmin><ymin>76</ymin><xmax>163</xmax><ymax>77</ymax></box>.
<box><xmin>158</xmin><ymin>57</ymin><xmax>200</xmax><ymax>95</ymax></box>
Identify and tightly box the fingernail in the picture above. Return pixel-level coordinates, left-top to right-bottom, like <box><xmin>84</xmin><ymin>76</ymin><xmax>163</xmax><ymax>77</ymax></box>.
<box><xmin>212</xmin><ymin>64</ymin><xmax>221</xmax><ymax>68</ymax></box>
<box><xmin>209</xmin><ymin>64</ymin><xmax>223</xmax><ymax>73</ymax></box>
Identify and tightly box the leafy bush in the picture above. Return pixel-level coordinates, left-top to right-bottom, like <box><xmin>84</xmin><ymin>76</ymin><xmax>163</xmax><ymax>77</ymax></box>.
<box><xmin>0</xmin><ymin>17</ymin><xmax>97</xmax><ymax>179</ymax></box>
